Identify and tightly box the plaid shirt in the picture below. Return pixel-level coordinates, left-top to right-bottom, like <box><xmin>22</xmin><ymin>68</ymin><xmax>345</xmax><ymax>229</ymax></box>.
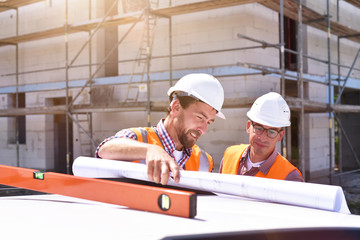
<box><xmin>95</xmin><ymin>119</ymin><xmax>192</xmax><ymax>168</ymax></box>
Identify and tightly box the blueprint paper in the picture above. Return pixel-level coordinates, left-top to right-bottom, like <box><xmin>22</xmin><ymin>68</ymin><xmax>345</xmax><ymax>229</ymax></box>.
<box><xmin>72</xmin><ymin>156</ymin><xmax>350</xmax><ymax>214</ymax></box>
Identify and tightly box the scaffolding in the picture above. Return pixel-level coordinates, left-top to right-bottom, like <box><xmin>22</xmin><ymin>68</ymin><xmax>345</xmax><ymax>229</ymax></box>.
<box><xmin>0</xmin><ymin>0</ymin><xmax>359</xmax><ymax>183</ymax></box>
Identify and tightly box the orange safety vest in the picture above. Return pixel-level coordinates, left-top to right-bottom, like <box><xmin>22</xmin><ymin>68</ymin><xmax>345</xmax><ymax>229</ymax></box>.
<box><xmin>130</xmin><ymin>127</ymin><xmax>213</xmax><ymax>172</ymax></box>
<box><xmin>221</xmin><ymin>144</ymin><xmax>302</xmax><ymax>180</ymax></box>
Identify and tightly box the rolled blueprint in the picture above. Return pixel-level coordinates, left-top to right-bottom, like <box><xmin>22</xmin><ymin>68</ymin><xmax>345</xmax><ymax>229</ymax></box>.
<box><xmin>72</xmin><ymin>156</ymin><xmax>350</xmax><ymax>214</ymax></box>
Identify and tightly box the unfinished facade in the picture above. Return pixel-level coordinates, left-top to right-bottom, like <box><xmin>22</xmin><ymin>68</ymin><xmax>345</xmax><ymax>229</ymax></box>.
<box><xmin>0</xmin><ymin>0</ymin><xmax>359</xmax><ymax>184</ymax></box>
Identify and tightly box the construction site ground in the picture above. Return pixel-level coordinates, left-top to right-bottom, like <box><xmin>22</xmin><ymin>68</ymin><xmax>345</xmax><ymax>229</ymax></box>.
<box><xmin>339</xmin><ymin>172</ymin><xmax>360</xmax><ymax>215</ymax></box>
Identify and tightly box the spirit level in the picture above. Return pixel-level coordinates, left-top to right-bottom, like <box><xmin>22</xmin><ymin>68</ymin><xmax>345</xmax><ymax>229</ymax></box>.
<box><xmin>0</xmin><ymin>164</ymin><xmax>196</xmax><ymax>218</ymax></box>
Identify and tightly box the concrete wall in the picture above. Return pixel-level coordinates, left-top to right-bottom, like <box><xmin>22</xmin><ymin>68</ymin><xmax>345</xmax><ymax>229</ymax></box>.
<box><xmin>303</xmin><ymin>1</ymin><xmax>359</xmax><ymax>181</ymax></box>
<box><xmin>0</xmin><ymin>0</ymin><xmax>105</xmax><ymax>170</ymax></box>
<box><xmin>91</xmin><ymin>3</ymin><xmax>283</xmax><ymax>171</ymax></box>
<box><xmin>0</xmin><ymin>0</ymin><xmax>359</xmax><ymax>181</ymax></box>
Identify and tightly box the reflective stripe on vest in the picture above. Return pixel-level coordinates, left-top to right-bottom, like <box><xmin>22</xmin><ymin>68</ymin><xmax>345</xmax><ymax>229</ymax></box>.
<box><xmin>199</xmin><ymin>150</ymin><xmax>210</xmax><ymax>172</ymax></box>
<box><xmin>221</xmin><ymin>144</ymin><xmax>302</xmax><ymax>180</ymax></box>
<box><xmin>130</xmin><ymin>127</ymin><xmax>213</xmax><ymax>172</ymax></box>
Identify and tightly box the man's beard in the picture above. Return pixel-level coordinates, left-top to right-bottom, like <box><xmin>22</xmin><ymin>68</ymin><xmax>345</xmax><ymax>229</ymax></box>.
<box><xmin>179</xmin><ymin>129</ymin><xmax>200</xmax><ymax>149</ymax></box>
<box><xmin>177</xmin><ymin>111</ymin><xmax>200</xmax><ymax>149</ymax></box>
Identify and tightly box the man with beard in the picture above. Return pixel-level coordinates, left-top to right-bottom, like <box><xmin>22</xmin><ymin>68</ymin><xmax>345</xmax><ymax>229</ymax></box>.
<box><xmin>95</xmin><ymin>73</ymin><xmax>225</xmax><ymax>185</ymax></box>
<box><xmin>220</xmin><ymin>92</ymin><xmax>303</xmax><ymax>182</ymax></box>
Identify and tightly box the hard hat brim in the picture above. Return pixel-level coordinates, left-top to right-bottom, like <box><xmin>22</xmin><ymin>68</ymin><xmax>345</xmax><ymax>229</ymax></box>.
<box><xmin>169</xmin><ymin>89</ymin><xmax>225</xmax><ymax>119</ymax></box>
<box><xmin>217</xmin><ymin>111</ymin><xmax>226</xmax><ymax>119</ymax></box>
<box><xmin>247</xmin><ymin>111</ymin><xmax>290</xmax><ymax>128</ymax></box>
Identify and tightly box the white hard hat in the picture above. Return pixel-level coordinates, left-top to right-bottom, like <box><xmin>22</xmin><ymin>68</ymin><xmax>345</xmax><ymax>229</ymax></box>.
<box><xmin>167</xmin><ymin>73</ymin><xmax>225</xmax><ymax>119</ymax></box>
<box><xmin>247</xmin><ymin>92</ymin><xmax>290</xmax><ymax>127</ymax></box>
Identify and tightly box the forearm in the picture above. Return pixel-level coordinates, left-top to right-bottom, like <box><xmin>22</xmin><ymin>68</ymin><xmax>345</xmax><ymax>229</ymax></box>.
<box><xmin>97</xmin><ymin>138</ymin><xmax>148</xmax><ymax>161</ymax></box>
<box><xmin>97</xmin><ymin>136</ymin><xmax>180</xmax><ymax>185</ymax></box>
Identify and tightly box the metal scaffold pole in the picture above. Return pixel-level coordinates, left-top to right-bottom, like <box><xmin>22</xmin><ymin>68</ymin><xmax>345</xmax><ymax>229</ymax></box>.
<box><xmin>327</xmin><ymin>0</ymin><xmax>334</xmax><ymax>184</ymax></box>
<box><xmin>15</xmin><ymin>8</ymin><xmax>19</xmax><ymax>167</ymax></box>
<box><xmin>88</xmin><ymin>0</ymin><xmax>93</xmax><ymax>154</ymax></box>
<box><xmin>280</xmin><ymin>0</ymin><xmax>285</xmax><ymax>96</ymax></box>
<box><xmin>297</xmin><ymin>0</ymin><xmax>305</xmax><ymax>180</ymax></box>
<box><xmin>169</xmin><ymin>16</ymin><xmax>173</xmax><ymax>87</ymax></box>
<box><xmin>337</xmin><ymin>20</ymin><xmax>342</xmax><ymax>182</ymax></box>
<box><xmin>280</xmin><ymin>0</ymin><xmax>288</xmax><ymax>161</ymax></box>
<box><xmin>65</xmin><ymin>0</ymin><xmax>70</xmax><ymax>174</ymax></box>
<box><xmin>146</xmin><ymin>5</ymin><xmax>151</xmax><ymax>127</ymax></box>
<box><xmin>279</xmin><ymin>0</ymin><xmax>291</xmax><ymax>166</ymax></box>
<box><xmin>169</xmin><ymin>0</ymin><xmax>173</xmax><ymax>87</ymax></box>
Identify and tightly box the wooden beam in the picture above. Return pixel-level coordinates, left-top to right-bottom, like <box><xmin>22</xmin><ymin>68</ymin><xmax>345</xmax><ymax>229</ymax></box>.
<box><xmin>331</xmin><ymin>103</ymin><xmax>360</xmax><ymax>113</ymax></box>
<box><xmin>1</xmin><ymin>97</ymin><xmax>360</xmax><ymax>116</ymax></box>
<box><xmin>70</xmin><ymin>13</ymin><xmax>141</xmax><ymax>32</ymax></box>
<box><xmin>344</xmin><ymin>0</ymin><xmax>360</xmax><ymax>9</ymax></box>
<box><xmin>260</xmin><ymin>0</ymin><xmax>360</xmax><ymax>43</ymax></box>
<box><xmin>0</xmin><ymin>105</ymin><xmax>66</xmax><ymax>116</ymax></box>
<box><xmin>0</xmin><ymin>0</ymin><xmax>44</xmax><ymax>12</ymax></box>
<box><xmin>286</xmin><ymin>96</ymin><xmax>328</xmax><ymax>113</ymax></box>
<box><xmin>152</xmin><ymin>0</ymin><xmax>257</xmax><ymax>17</ymax></box>
<box><xmin>0</xmin><ymin>27</ymin><xmax>73</xmax><ymax>46</ymax></box>
<box><xmin>1</xmin><ymin>0</ymin><xmax>359</xmax><ymax>46</ymax></box>
<box><xmin>0</xmin><ymin>13</ymin><xmax>141</xmax><ymax>45</ymax></box>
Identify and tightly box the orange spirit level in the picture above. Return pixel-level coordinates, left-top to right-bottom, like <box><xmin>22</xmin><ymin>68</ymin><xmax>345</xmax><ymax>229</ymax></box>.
<box><xmin>0</xmin><ymin>165</ymin><xmax>196</xmax><ymax>218</ymax></box>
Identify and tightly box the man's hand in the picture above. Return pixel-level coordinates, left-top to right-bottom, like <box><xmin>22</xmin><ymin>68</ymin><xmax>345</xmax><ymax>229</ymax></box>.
<box><xmin>146</xmin><ymin>144</ymin><xmax>180</xmax><ymax>185</ymax></box>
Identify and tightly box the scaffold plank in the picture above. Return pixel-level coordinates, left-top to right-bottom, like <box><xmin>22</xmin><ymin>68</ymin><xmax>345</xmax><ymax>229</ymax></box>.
<box><xmin>0</xmin><ymin>0</ymin><xmax>359</xmax><ymax>46</ymax></box>
<box><xmin>0</xmin><ymin>0</ymin><xmax>43</xmax><ymax>12</ymax></box>
<box><xmin>261</xmin><ymin>0</ymin><xmax>360</xmax><ymax>42</ymax></box>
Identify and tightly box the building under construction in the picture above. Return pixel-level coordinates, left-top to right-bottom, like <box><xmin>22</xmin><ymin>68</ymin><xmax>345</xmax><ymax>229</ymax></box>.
<box><xmin>0</xmin><ymin>0</ymin><xmax>359</xmax><ymax>186</ymax></box>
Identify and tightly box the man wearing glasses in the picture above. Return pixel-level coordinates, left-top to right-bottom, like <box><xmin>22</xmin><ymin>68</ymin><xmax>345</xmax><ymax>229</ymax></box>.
<box><xmin>220</xmin><ymin>92</ymin><xmax>304</xmax><ymax>182</ymax></box>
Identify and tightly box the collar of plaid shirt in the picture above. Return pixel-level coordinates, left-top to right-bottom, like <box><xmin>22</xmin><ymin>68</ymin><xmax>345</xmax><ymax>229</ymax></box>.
<box><xmin>239</xmin><ymin>146</ymin><xmax>278</xmax><ymax>175</ymax></box>
<box><xmin>156</xmin><ymin>119</ymin><xmax>192</xmax><ymax>168</ymax></box>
